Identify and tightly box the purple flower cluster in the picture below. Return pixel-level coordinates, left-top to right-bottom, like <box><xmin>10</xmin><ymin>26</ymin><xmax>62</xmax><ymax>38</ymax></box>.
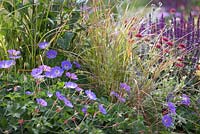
<box><xmin>46</xmin><ymin>49</ymin><xmax>57</xmax><ymax>59</ymax></box>
<box><xmin>66</xmin><ymin>72</ymin><xmax>78</xmax><ymax>80</ymax></box>
<box><xmin>0</xmin><ymin>49</ymin><xmax>21</xmax><ymax>69</ymax></box>
<box><xmin>45</xmin><ymin>66</ymin><xmax>64</xmax><ymax>78</ymax></box>
<box><xmin>7</xmin><ymin>49</ymin><xmax>21</xmax><ymax>59</ymax></box>
<box><xmin>0</xmin><ymin>60</ymin><xmax>16</xmax><ymax>69</ymax></box>
<box><xmin>64</xmin><ymin>81</ymin><xmax>78</xmax><ymax>89</ymax></box>
<box><xmin>82</xmin><ymin>105</ymin><xmax>88</xmax><ymax>114</ymax></box>
<box><xmin>56</xmin><ymin>91</ymin><xmax>73</xmax><ymax>108</ymax></box>
<box><xmin>181</xmin><ymin>94</ymin><xmax>190</xmax><ymax>106</ymax></box>
<box><xmin>61</xmin><ymin>60</ymin><xmax>72</xmax><ymax>71</ymax></box>
<box><xmin>167</xmin><ymin>102</ymin><xmax>176</xmax><ymax>114</ymax></box>
<box><xmin>38</xmin><ymin>42</ymin><xmax>49</xmax><ymax>49</ymax></box>
<box><xmin>36</xmin><ymin>98</ymin><xmax>47</xmax><ymax>107</ymax></box>
<box><xmin>162</xmin><ymin>114</ymin><xmax>173</xmax><ymax>128</ymax></box>
<box><xmin>110</xmin><ymin>91</ymin><xmax>126</xmax><ymax>103</ymax></box>
<box><xmin>120</xmin><ymin>82</ymin><xmax>131</xmax><ymax>93</ymax></box>
<box><xmin>136</xmin><ymin>12</ymin><xmax>200</xmax><ymax>65</ymax></box>
<box><xmin>85</xmin><ymin>90</ymin><xmax>97</xmax><ymax>100</ymax></box>
<box><xmin>98</xmin><ymin>104</ymin><xmax>107</xmax><ymax>115</ymax></box>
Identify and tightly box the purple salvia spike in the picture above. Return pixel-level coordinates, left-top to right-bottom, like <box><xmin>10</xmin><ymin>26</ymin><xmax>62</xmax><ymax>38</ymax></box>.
<box><xmin>148</xmin><ymin>14</ymin><xmax>152</xmax><ymax>34</ymax></box>
<box><xmin>139</xmin><ymin>23</ymin><xmax>145</xmax><ymax>34</ymax></box>
<box><xmin>196</xmin><ymin>15</ymin><xmax>200</xmax><ymax>43</ymax></box>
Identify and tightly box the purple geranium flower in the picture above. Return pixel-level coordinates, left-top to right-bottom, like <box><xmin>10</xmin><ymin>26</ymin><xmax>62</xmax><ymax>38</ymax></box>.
<box><xmin>39</xmin><ymin>65</ymin><xmax>51</xmax><ymax>72</ymax></box>
<box><xmin>46</xmin><ymin>49</ymin><xmax>57</xmax><ymax>59</ymax></box>
<box><xmin>73</xmin><ymin>61</ymin><xmax>81</xmax><ymax>68</ymax></box>
<box><xmin>61</xmin><ymin>60</ymin><xmax>72</xmax><ymax>71</ymax></box>
<box><xmin>118</xmin><ymin>97</ymin><xmax>126</xmax><ymax>103</ymax></box>
<box><xmin>36</xmin><ymin>98</ymin><xmax>47</xmax><ymax>107</ymax></box>
<box><xmin>38</xmin><ymin>42</ymin><xmax>49</xmax><ymax>49</ymax></box>
<box><xmin>63</xmin><ymin>98</ymin><xmax>73</xmax><ymax>108</ymax></box>
<box><xmin>181</xmin><ymin>94</ymin><xmax>190</xmax><ymax>106</ymax></box>
<box><xmin>47</xmin><ymin>91</ymin><xmax>53</xmax><ymax>98</ymax></box>
<box><xmin>98</xmin><ymin>104</ymin><xmax>107</xmax><ymax>115</ymax></box>
<box><xmin>0</xmin><ymin>60</ymin><xmax>16</xmax><ymax>69</ymax></box>
<box><xmin>82</xmin><ymin>106</ymin><xmax>88</xmax><ymax>114</ymax></box>
<box><xmin>31</xmin><ymin>68</ymin><xmax>43</xmax><ymax>78</ymax></box>
<box><xmin>75</xmin><ymin>87</ymin><xmax>83</xmax><ymax>92</ymax></box>
<box><xmin>7</xmin><ymin>49</ymin><xmax>21</xmax><ymax>59</ymax></box>
<box><xmin>162</xmin><ymin>114</ymin><xmax>173</xmax><ymax>128</ymax></box>
<box><xmin>167</xmin><ymin>102</ymin><xmax>176</xmax><ymax>114</ymax></box>
<box><xmin>25</xmin><ymin>91</ymin><xmax>32</xmax><ymax>95</ymax></box>
<box><xmin>45</xmin><ymin>66</ymin><xmax>64</xmax><ymax>78</ymax></box>
<box><xmin>110</xmin><ymin>91</ymin><xmax>119</xmax><ymax>98</ymax></box>
<box><xmin>120</xmin><ymin>83</ymin><xmax>131</xmax><ymax>93</ymax></box>
<box><xmin>64</xmin><ymin>81</ymin><xmax>78</xmax><ymax>89</ymax></box>
<box><xmin>85</xmin><ymin>90</ymin><xmax>97</xmax><ymax>100</ymax></box>
<box><xmin>66</xmin><ymin>72</ymin><xmax>78</xmax><ymax>80</ymax></box>
<box><xmin>56</xmin><ymin>91</ymin><xmax>65</xmax><ymax>100</ymax></box>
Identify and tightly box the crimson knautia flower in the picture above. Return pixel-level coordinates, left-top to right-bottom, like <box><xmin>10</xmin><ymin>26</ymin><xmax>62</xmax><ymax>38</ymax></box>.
<box><xmin>56</xmin><ymin>91</ymin><xmax>65</xmax><ymax>100</ymax></box>
<box><xmin>66</xmin><ymin>72</ymin><xmax>78</xmax><ymax>80</ymax></box>
<box><xmin>39</xmin><ymin>65</ymin><xmax>51</xmax><ymax>72</ymax></box>
<box><xmin>120</xmin><ymin>83</ymin><xmax>131</xmax><ymax>93</ymax></box>
<box><xmin>98</xmin><ymin>104</ymin><xmax>107</xmax><ymax>115</ymax></box>
<box><xmin>181</xmin><ymin>94</ymin><xmax>190</xmax><ymax>106</ymax></box>
<box><xmin>0</xmin><ymin>60</ymin><xmax>16</xmax><ymax>69</ymax></box>
<box><xmin>7</xmin><ymin>49</ymin><xmax>21</xmax><ymax>59</ymax></box>
<box><xmin>36</xmin><ymin>98</ymin><xmax>47</xmax><ymax>107</ymax></box>
<box><xmin>61</xmin><ymin>60</ymin><xmax>72</xmax><ymax>70</ymax></box>
<box><xmin>46</xmin><ymin>49</ymin><xmax>57</xmax><ymax>59</ymax></box>
<box><xmin>85</xmin><ymin>90</ymin><xmax>97</xmax><ymax>100</ymax></box>
<box><xmin>167</xmin><ymin>102</ymin><xmax>176</xmax><ymax>114</ymax></box>
<box><xmin>162</xmin><ymin>114</ymin><xmax>173</xmax><ymax>128</ymax></box>
<box><xmin>73</xmin><ymin>61</ymin><xmax>81</xmax><ymax>68</ymax></box>
<box><xmin>45</xmin><ymin>66</ymin><xmax>64</xmax><ymax>78</ymax></box>
<box><xmin>31</xmin><ymin>68</ymin><xmax>43</xmax><ymax>79</ymax></box>
<box><xmin>64</xmin><ymin>81</ymin><xmax>78</xmax><ymax>89</ymax></box>
<box><xmin>38</xmin><ymin>42</ymin><xmax>49</xmax><ymax>49</ymax></box>
<box><xmin>63</xmin><ymin>98</ymin><xmax>73</xmax><ymax>108</ymax></box>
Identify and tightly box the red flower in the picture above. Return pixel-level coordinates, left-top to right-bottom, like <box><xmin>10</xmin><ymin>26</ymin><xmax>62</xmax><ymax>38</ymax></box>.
<box><xmin>162</xmin><ymin>37</ymin><xmax>169</xmax><ymax>42</ymax></box>
<box><xmin>164</xmin><ymin>49</ymin><xmax>170</xmax><ymax>53</ymax></box>
<box><xmin>170</xmin><ymin>8</ymin><xmax>176</xmax><ymax>14</ymax></box>
<box><xmin>177</xmin><ymin>57</ymin><xmax>184</xmax><ymax>62</ymax></box>
<box><xmin>175</xmin><ymin>62</ymin><xmax>185</xmax><ymax>67</ymax></box>
<box><xmin>166</xmin><ymin>42</ymin><xmax>173</xmax><ymax>47</ymax></box>
<box><xmin>155</xmin><ymin>44</ymin><xmax>162</xmax><ymax>49</ymax></box>
<box><xmin>135</xmin><ymin>33</ymin><xmax>143</xmax><ymax>38</ymax></box>
<box><xmin>18</xmin><ymin>119</ymin><xmax>24</xmax><ymax>126</ymax></box>
<box><xmin>178</xmin><ymin>43</ymin><xmax>186</xmax><ymax>49</ymax></box>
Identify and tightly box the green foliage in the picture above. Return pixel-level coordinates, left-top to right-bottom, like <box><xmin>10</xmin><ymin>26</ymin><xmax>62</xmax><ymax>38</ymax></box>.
<box><xmin>0</xmin><ymin>0</ymin><xmax>81</xmax><ymax>69</ymax></box>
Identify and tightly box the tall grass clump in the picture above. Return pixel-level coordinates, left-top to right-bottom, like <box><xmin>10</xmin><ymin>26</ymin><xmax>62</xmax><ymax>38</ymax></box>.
<box><xmin>76</xmin><ymin>0</ymin><xmax>139</xmax><ymax>96</ymax></box>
